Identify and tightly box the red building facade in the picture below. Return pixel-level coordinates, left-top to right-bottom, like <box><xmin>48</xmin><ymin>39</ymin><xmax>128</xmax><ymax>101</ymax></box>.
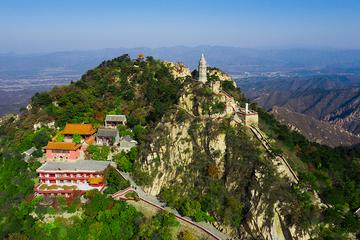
<box><xmin>45</xmin><ymin>142</ymin><xmax>82</xmax><ymax>161</ymax></box>
<box><xmin>34</xmin><ymin>160</ymin><xmax>111</xmax><ymax>197</ymax></box>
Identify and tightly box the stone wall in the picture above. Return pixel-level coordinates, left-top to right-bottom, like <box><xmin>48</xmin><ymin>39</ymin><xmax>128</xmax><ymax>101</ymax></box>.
<box><xmin>238</xmin><ymin>113</ymin><xmax>259</xmax><ymax>126</ymax></box>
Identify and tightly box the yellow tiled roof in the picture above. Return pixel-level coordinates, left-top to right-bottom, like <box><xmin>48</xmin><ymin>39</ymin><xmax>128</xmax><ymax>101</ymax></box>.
<box><xmin>45</xmin><ymin>142</ymin><xmax>81</xmax><ymax>151</ymax></box>
<box><xmin>60</xmin><ymin>123</ymin><xmax>96</xmax><ymax>135</ymax></box>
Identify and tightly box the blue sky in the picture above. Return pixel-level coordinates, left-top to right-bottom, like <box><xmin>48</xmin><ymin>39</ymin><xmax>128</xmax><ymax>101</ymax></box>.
<box><xmin>1</xmin><ymin>0</ymin><xmax>360</xmax><ymax>53</ymax></box>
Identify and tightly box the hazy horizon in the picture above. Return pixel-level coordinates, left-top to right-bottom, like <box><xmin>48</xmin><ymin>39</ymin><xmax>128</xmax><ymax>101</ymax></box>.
<box><xmin>2</xmin><ymin>45</ymin><xmax>360</xmax><ymax>56</ymax></box>
<box><xmin>1</xmin><ymin>0</ymin><xmax>360</xmax><ymax>53</ymax></box>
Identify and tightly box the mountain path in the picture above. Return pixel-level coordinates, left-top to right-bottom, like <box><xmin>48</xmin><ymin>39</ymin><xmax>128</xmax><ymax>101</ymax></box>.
<box><xmin>112</xmin><ymin>169</ymin><xmax>231</xmax><ymax>240</ymax></box>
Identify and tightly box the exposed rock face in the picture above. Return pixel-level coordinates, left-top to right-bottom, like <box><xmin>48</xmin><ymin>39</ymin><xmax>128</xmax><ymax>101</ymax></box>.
<box><xmin>0</xmin><ymin>113</ymin><xmax>19</xmax><ymax>125</ymax></box>
<box><xmin>164</xmin><ymin>62</ymin><xmax>191</xmax><ymax>79</ymax></box>
<box><xmin>243</xmin><ymin>174</ymin><xmax>310</xmax><ymax>240</ymax></box>
<box><xmin>141</xmin><ymin>82</ymin><xmax>231</xmax><ymax>195</ymax></box>
<box><xmin>324</xmin><ymin>89</ymin><xmax>360</xmax><ymax>136</ymax></box>
<box><xmin>142</xmin><ymin>117</ymin><xmax>194</xmax><ymax>195</ymax></box>
<box><xmin>136</xmin><ymin>73</ymin><xmax>312</xmax><ymax>239</ymax></box>
<box><xmin>33</xmin><ymin>121</ymin><xmax>56</xmax><ymax>131</ymax></box>
<box><xmin>209</xmin><ymin>68</ymin><xmax>237</xmax><ymax>87</ymax></box>
<box><xmin>26</xmin><ymin>103</ymin><xmax>32</xmax><ymax>111</ymax></box>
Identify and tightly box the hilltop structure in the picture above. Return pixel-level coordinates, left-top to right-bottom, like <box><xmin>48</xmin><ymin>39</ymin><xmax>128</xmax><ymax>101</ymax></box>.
<box><xmin>22</xmin><ymin>147</ymin><xmax>36</xmax><ymax>162</ymax></box>
<box><xmin>237</xmin><ymin>103</ymin><xmax>259</xmax><ymax>126</ymax></box>
<box><xmin>96</xmin><ymin>128</ymin><xmax>120</xmax><ymax>146</ymax></box>
<box><xmin>105</xmin><ymin>115</ymin><xmax>127</xmax><ymax>128</ymax></box>
<box><xmin>119</xmin><ymin>136</ymin><xmax>138</xmax><ymax>152</ymax></box>
<box><xmin>198</xmin><ymin>54</ymin><xmax>207</xmax><ymax>83</ymax></box>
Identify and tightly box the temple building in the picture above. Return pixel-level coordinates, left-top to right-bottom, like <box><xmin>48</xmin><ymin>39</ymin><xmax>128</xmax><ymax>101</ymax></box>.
<box><xmin>22</xmin><ymin>147</ymin><xmax>36</xmax><ymax>162</ymax></box>
<box><xmin>237</xmin><ymin>103</ymin><xmax>259</xmax><ymax>126</ymax></box>
<box><xmin>96</xmin><ymin>128</ymin><xmax>120</xmax><ymax>146</ymax></box>
<box><xmin>44</xmin><ymin>142</ymin><xmax>83</xmax><ymax>161</ymax></box>
<box><xmin>34</xmin><ymin>160</ymin><xmax>113</xmax><ymax>197</ymax></box>
<box><xmin>105</xmin><ymin>115</ymin><xmax>127</xmax><ymax>128</ymax></box>
<box><xmin>119</xmin><ymin>136</ymin><xmax>138</xmax><ymax>152</ymax></box>
<box><xmin>198</xmin><ymin>54</ymin><xmax>207</xmax><ymax>83</ymax></box>
<box><xmin>60</xmin><ymin>123</ymin><xmax>96</xmax><ymax>143</ymax></box>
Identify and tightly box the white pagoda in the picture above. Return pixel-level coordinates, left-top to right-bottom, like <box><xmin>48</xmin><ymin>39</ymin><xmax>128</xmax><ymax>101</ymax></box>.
<box><xmin>198</xmin><ymin>54</ymin><xmax>207</xmax><ymax>83</ymax></box>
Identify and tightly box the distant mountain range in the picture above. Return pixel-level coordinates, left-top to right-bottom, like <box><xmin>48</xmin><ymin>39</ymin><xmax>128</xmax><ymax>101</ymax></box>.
<box><xmin>237</xmin><ymin>75</ymin><xmax>360</xmax><ymax>146</ymax></box>
<box><xmin>2</xmin><ymin>46</ymin><xmax>360</xmax><ymax>78</ymax></box>
<box><xmin>271</xmin><ymin>106</ymin><xmax>360</xmax><ymax>147</ymax></box>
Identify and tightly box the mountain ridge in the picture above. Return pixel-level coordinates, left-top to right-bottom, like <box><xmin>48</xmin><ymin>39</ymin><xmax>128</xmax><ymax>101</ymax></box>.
<box><xmin>237</xmin><ymin>76</ymin><xmax>360</xmax><ymax>145</ymax></box>
<box><xmin>2</xmin><ymin>46</ymin><xmax>360</xmax><ymax>117</ymax></box>
<box><xmin>0</xmin><ymin>55</ymin><xmax>359</xmax><ymax>239</ymax></box>
<box><xmin>271</xmin><ymin>106</ymin><xmax>360</xmax><ymax>147</ymax></box>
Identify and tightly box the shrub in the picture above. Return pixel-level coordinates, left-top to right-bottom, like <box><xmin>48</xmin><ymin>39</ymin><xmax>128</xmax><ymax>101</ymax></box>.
<box><xmin>221</xmin><ymin>80</ymin><xmax>236</xmax><ymax>92</ymax></box>
<box><xmin>118</xmin><ymin>125</ymin><xmax>134</xmax><ymax>138</ymax></box>
<box><xmin>87</xmin><ymin>145</ymin><xmax>110</xmax><ymax>160</ymax></box>
<box><xmin>8</xmin><ymin>233</ymin><xmax>29</xmax><ymax>240</ymax></box>
<box><xmin>180</xmin><ymin>199</ymin><xmax>214</xmax><ymax>222</ymax></box>
<box><xmin>138</xmin><ymin>211</ymin><xmax>179</xmax><ymax>239</ymax></box>
<box><xmin>56</xmin><ymin>133</ymin><xmax>65</xmax><ymax>142</ymax></box>
<box><xmin>32</xmin><ymin>130</ymin><xmax>51</xmax><ymax>148</ymax></box>
<box><xmin>32</xmin><ymin>92</ymin><xmax>52</xmax><ymax>108</ymax></box>
<box><xmin>72</xmin><ymin>133</ymin><xmax>81</xmax><ymax>144</ymax></box>
<box><xmin>176</xmin><ymin>110</ymin><xmax>187</xmax><ymax>123</ymax></box>
<box><xmin>114</xmin><ymin>153</ymin><xmax>133</xmax><ymax>172</ymax></box>
<box><xmin>211</xmin><ymin>101</ymin><xmax>225</xmax><ymax>114</ymax></box>
<box><xmin>103</xmin><ymin>168</ymin><xmax>130</xmax><ymax>194</ymax></box>
<box><xmin>32</xmin><ymin>148</ymin><xmax>43</xmax><ymax>158</ymax></box>
<box><xmin>133</xmin><ymin>125</ymin><xmax>146</xmax><ymax>142</ymax></box>
<box><xmin>114</xmin><ymin>148</ymin><xmax>138</xmax><ymax>172</ymax></box>
<box><xmin>125</xmin><ymin>192</ymin><xmax>139</xmax><ymax>201</ymax></box>
<box><xmin>178</xmin><ymin>231</ymin><xmax>196</xmax><ymax>240</ymax></box>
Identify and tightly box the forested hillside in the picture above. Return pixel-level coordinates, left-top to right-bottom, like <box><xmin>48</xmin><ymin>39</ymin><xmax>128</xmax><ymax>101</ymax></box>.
<box><xmin>0</xmin><ymin>55</ymin><xmax>359</xmax><ymax>239</ymax></box>
<box><xmin>0</xmin><ymin>55</ymin><xmax>186</xmax><ymax>239</ymax></box>
<box><xmin>133</xmin><ymin>69</ymin><xmax>360</xmax><ymax>238</ymax></box>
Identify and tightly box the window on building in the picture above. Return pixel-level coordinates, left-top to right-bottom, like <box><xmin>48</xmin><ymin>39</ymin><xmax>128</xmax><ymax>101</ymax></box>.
<box><xmin>53</xmin><ymin>150</ymin><xmax>69</xmax><ymax>154</ymax></box>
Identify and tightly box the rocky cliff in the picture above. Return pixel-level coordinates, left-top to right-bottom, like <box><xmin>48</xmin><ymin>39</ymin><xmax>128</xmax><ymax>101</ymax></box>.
<box><xmin>1</xmin><ymin>54</ymin><xmax>357</xmax><ymax>239</ymax></box>
<box><xmin>134</xmin><ymin>70</ymin><xmax>315</xmax><ymax>239</ymax></box>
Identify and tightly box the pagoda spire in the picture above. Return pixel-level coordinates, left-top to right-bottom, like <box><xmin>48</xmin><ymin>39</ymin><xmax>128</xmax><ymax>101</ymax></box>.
<box><xmin>198</xmin><ymin>53</ymin><xmax>207</xmax><ymax>83</ymax></box>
